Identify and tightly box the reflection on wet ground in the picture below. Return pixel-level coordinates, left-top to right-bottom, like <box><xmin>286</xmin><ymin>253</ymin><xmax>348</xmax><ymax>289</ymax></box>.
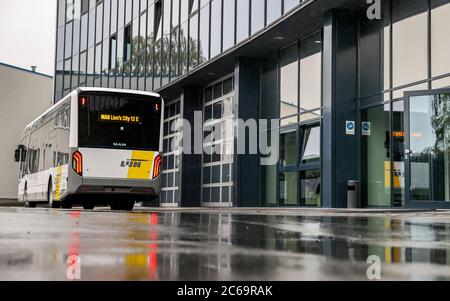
<box><xmin>1</xmin><ymin>207</ymin><xmax>450</xmax><ymax>280</ymax></box>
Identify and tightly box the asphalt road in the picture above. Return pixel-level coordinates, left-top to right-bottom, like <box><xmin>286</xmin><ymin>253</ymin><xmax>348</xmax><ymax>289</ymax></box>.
<box><xmin>1</xmin><ymin>207</ymin><xmax>450</xmax><ymax>281</ymax></box>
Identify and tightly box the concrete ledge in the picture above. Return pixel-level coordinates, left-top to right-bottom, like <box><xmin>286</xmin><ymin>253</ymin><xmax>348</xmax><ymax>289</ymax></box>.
<box><xmin>133</xmin><ymin>206</ymin><xmax>441</xmax><ymax>217</ymax></box>
<box><xmin>0</xmin><ymin>199</ymin><xmax>21</xmax><ymax>207</ymax></box>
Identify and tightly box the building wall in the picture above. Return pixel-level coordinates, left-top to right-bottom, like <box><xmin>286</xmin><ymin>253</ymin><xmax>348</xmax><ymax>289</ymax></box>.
<box><xmin>53</xmin><ymin>0</ymin><xmax>450</xmax><ymax>208</ymax></box>
<box><xmin>0</xmin><ymin>64</ymin><xmax>53</xmax><ymax>200</ymax></box>
<box><xmin>54</xmin><ymin>0</ymin><xmax>310</xmax><ymax>101</ymax></box>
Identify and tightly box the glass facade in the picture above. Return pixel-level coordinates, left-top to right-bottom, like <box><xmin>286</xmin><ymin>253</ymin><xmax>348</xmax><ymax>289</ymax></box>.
<box><xmin>53</xmin><ymin>0</ymin><xmax>450</xmax><ymax>209</ymax></box>
<box><xmin>55</xmin><ymin>0</ymin><xmax>307</xmax><ymax>100</ymax></box>
<box><xmin>359</xmin><ymin>0</ymin><xmax>450</xmax><ymax>207</ymax></box>
<box><xmin>261</xmin><ymin>31</ymin><xmax>323</xmax><ymax>207</ymax></box>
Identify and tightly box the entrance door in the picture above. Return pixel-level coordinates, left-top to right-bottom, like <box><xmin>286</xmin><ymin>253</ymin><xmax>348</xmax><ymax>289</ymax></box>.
<box><xmin>278</xmin><ymin>122</ymin><xmax>321</xmax><ymax>207</ymax></box>
<box><xmin>405</xmin><ymin>90</ymin><xmax>450</xmax><ymax>208</ymax></box>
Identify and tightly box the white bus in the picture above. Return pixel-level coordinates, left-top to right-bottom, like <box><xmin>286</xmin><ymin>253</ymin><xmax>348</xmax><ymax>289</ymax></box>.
<box><xmin>14</xmin><ymin>88</ymin><xmax>164</xmax><ymax>211</ymax></box>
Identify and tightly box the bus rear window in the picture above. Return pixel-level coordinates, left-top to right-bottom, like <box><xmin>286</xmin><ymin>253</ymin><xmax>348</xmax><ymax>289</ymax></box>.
<box><xmin>78</xmin><ymin>93</ymin><xmax>162</xmax><ymax>151</ymax></box>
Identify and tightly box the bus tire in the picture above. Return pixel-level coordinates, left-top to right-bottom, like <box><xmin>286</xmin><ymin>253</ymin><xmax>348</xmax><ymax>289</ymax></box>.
<box><xmin>24</xmin><ymin>183</ymin><xmax>36</xmax><ymax>208</ymax></box>
<box><xmin>110</xmin><ymin>200</ymin><xmax>135</xmax><ymax>211</ymax></box>
<box><xmin>48</xmin><ymin>180</ymin><xmax>61</xmax><ymax>209</ymax></box>
<box><xmin>83</xmin><ymin>203</ymin><xmax>95</xmax><ymax>210</ymax></box>
<box><xmin>61</xmin><ymin>197</ymin><xmax>72</xmax><ymax>209</ymax></box>
<box><xmin>122</xmin><ymin>200</ymin><xmax>135</xmax><ymax>211</ymax></box>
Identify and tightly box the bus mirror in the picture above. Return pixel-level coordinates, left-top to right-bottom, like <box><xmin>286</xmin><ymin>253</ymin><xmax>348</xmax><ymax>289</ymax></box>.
<box><xmin>15</xmin><ymin>145</ymin><xmax>26</xmax><ymax>162</ymax></box>
<box><xmin>14</xmin><ymin>149</ymin><xmax>20</xmax><ymax>162</ymax></box>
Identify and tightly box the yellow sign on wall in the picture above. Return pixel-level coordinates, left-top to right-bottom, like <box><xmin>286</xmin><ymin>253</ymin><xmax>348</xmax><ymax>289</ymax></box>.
<box><xmin>384</xmin><ymin>161</ymin><xmax>404</xmax><ymax>189</ymax></box>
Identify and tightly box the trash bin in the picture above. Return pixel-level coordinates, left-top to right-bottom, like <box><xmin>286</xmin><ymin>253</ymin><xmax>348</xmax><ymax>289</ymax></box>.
<box><xmin>347</xmin><ymin>180</ymin><xmax>360</xmax><ymax>208</ymax></box>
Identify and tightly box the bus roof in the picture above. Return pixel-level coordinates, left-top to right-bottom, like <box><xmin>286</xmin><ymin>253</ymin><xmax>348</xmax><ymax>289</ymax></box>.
<box><xmin>23</xmin><ymin>88</ymin><xmax>162</xmax><ymax>131</ymax></box>
<box><xmin>78</xmin><ymin>87</ymin><xmax>161</xmax><ymax>99</ymax></box>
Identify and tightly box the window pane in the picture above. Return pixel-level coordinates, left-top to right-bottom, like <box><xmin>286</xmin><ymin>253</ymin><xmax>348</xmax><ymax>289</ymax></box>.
<box><xmin>189</xmin><ymin>14</ymin><xmax>199</xmax><ymax>70</ymax></box>
<box><xmin>210</xmin><ymin>0</ymin><xmax>222</xmax><ymax>58</ymax></box>
<box><xmin>266</xmin><ymin>0</ymin><xmax>282</xmax><ymax>24</ymax></box>
<box><xmin>301</xmin><ymin>125</ymin><xmax>320</xmax><ymax>164</ymax></box>
<box><xmin>284</xmin><ymin>0</ymin><xmax>299</xmax><ymax>13</ymax></box>
<box><xmin>65</xmin><ymin>22</ymin><xmax>73</xmax><ymax>59</ymax></box>
<box><xmin>223</xmin><ymin>0</ymin><xmax>235</xmax><ymax>50</ymax></box>
<box><xmin>236</xmin><ymin>0</ymin><xmax>249</xmax><ymax>43</ymax></box>
<box><xmin>392</xmin><ymin>0</ymin><xmax>428</xmax><ymax>88</ymax></box>
<box><xmin>163</xmin><ymin>0</ymin><xmax>171</xmax><ymax>36</ymax></box>
<box><xmin>280</xmin><ymin>43</ymin><xmax>299</xmax><ymax>125</ymax></box>
<box><xmin>300</xmin><ymin>33</ymin><xmax>322</xmax><ymax>112</ymax></box>
<box><xmin>118</xmin><ymin>0</ymin><xmax>125</xmax><ymax>29</ymax></box>
<box><xmin>431</xmin><ymin>0</ymin><xmax>450</xmax><ymax>77</ymax></box>
<box><xmin>251</xmin><ymin>0</ymin><xmax>265</xmax><ymax>34</ymax></box>
<box><xmin>81</xmin><ymin>13</ymin><xmax>88</xmax><ymax>51</ymax></box>
<box><xmin>280</xmin><ymin>130</ymin><xmax>297</xmax><ymax>167</ymax></box>
<box><xmin>179</xmin><ymin>22</ymin><xmax>188</xmax><ymax>75</ymax></box>
<box><xmin>103</xmin><ymin>0</ymin><xmax>111</xmax><ymax>39</ymax></box>
<box><xmin>301</xmin><ymin>169</ymin><xmax>320</xmax><ymax>206</ymax></box>
<box><xmin>73</xmin><ymin>19</ymin><xmax>80</xmax><ymax>56</ymax></box>
<box><xmin>125</xmin><ymin>0</ymin><xmax>132</xmax><ymax>24</ymax></box>
<box><xmin>162</xmin><ymin>31</ymin><xmax>170</xmax><ymax>86</ymax></box>
<box><xmin>280</xmin><ymin>172</ymin><xmax>297</xmax><ymax>205</ymax></box>
<box><xmin>199</xmin><ymin>3</ymin><xmax>210</xmax><ymax>63</ymax></box>
<box><xmin>58</xmin><ymin>0</ymin><xmax>66</xmax><ymax>27</ymax></box>
<box><xmin>170</xmin><ymin>29</ymin><xmax>179</xmax><ymax>79</ymax></box>
<box><xmin>88</xmin><ymin>8</ymin><xmax>95</xmax><ymax>48</ymax></box>
<box><xmin>154</xmin><ymin>41</ymin><xmax>161</xmax><ymax>89</ymax></box>
<box><xmin>124</xmin><ymin>25</ymin><xmax>132</xmax><ymax>62</ymax></box>
<box><xmin>96</xmin><ymin>2</ymin><xmax>103</xmax><ymax>44</ymax></box>
<box><xmin>172</xmin><ymin>0</ymin><xmax>180</xmax><ymax>28</ymax></box>
<box><xmin>57</xmin><ymin>27</ymin><xmax>65</xmax><ymax>62</ymax></box>
<box><xmin>111</xmin><ymin>0</ymin><xmax>118</xmax><ymax>33</ymax></box>
<box><xmin>361</xmin><ymin>104</ymin><xmax>391</xmax><ymax>207</ymax></box>
<box><xmin>409</xmin><ymin>94</ymin><xmax>450</xmax><ymax>203</ymax></box>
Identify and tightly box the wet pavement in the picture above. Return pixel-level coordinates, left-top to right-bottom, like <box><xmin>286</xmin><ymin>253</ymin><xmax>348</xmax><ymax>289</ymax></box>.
<box><xmin>1</xmin><ymin>207</ymin><xmax>450</xmax><ymax>281</ymax></box>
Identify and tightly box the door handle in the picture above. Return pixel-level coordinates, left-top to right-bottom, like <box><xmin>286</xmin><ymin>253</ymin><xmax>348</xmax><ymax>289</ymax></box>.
<box><xmin>405</xmin><ymin>149</ymin><xmax>412</xmax><ymax>155</ymax></box>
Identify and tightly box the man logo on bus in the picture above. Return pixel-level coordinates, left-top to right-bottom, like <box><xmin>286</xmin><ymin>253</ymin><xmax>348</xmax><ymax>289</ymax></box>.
<box><xmin>121</xmin><ymin>159</ymin><xmax>149</xmax><ymax>168</ymax></box>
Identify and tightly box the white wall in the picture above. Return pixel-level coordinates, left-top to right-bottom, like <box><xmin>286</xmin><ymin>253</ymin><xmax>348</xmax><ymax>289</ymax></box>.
<box><xmin>0</xmin><ymin>64</ymin><xmax>52</xmax><ymax>200</ymax></box>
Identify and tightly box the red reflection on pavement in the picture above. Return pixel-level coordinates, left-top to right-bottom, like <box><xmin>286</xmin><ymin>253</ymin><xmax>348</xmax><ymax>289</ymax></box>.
<box><xmin>69</xmin><ymin>211</ymin><xmax>81</xmax><ymax>256</ymax></box>
<box><xmin>148</xmin><ymin>213</ymin><xmax>158</xmax><ymax>280</ymax></box>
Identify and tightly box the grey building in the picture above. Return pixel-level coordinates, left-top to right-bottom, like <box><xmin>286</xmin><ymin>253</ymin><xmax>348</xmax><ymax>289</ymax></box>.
<box><xmin>0</xmin><ymin>63</ymin><xmax>53</xmax><ymax>203</ymax></box>
<box><xmin>55</xmin><ymin>0</ymin><xmax>450</xmax><ymax>209</ymax></box>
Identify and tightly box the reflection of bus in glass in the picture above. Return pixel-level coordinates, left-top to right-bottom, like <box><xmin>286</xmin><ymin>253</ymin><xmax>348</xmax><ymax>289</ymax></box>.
<box><xmin>14</xmin><ymin>88</ymin><xmax>164</xmax><ymax>211</ymax></box>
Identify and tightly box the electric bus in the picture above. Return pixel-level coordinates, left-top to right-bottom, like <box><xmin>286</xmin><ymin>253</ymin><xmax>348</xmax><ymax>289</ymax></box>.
<box><xmin>14</xmin><ymin>88</ymin><xmax>164</xmax><ymax>211</ymax></box>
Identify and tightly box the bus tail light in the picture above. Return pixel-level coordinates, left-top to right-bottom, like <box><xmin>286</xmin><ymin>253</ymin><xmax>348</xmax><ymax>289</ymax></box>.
<box><xmin>72</xmin><ymin>151</ymin><xmax>83</xmax><ymax>176</ymax></box>
<box><xmin>153</xmin><ymin>155</ymin><xmax>162</xmax><ymax>179</ymax></box>
<box><xmin>79</xmin><ymin>96</ymin><xmax>89</xmax><ymax>107</ymax></box>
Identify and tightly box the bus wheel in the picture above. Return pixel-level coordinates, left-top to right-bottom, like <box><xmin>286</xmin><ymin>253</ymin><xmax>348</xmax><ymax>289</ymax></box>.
<box><xmin>48</xmin><ymin>181</ymin><xmax>61</xmax><ymax>209</ymax></box>
<box><xmin>122</xmin><ymin>200</ymin><xmax>135</xmax><ymax>211</ymax></box>
<box><xmin>24</xmin><ymin>184</ymin><xmax>36</xmax><ymax>208</ymax></box>
<box><xmin>110</xmin><ymin>200</ymin><xmax>135</xmax><ymax>211</ymax></box>
<box><xmin>61</xmin><ymin>199</ymin><xmax>72</xmax><ymax>209</ymax></box>
<box><xmin>24</xmin><ymin>201</ymin><xmax>36</xmax><ymax>208</ymax></box>
<box><xmin>83</xmin><ymin>203</ymin><xmax>95</xmax><ymax>210</ymax></box>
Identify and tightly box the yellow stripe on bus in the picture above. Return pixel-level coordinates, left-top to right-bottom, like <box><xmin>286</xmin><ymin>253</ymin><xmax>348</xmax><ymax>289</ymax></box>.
<box><xmin>55</xmin><ymin>166</ymin><xmax>62</xmax><ymax>200</ymax></box>
<box><xmin>127</xmin><ymin>151</ymin><xmax>155</xmax><ymax>180</ymax></box>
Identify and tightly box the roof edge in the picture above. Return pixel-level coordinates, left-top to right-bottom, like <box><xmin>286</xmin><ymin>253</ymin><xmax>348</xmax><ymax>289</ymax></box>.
<box><xmin>0</xmin><ymin>62</ymin><xmax>53</xmax><ymax>79</ymax></box>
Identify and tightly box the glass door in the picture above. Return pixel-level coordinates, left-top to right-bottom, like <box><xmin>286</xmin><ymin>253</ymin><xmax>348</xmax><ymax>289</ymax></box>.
<box><xmin>299</xmin><ymin>123</ymin><xmax>321</xmax><ymax>206</ymax></box>
<box><xmin>279</xmin><ymin>126</ymin><xmax>298</xmax><ymax>206</ymax></box>
<box><xmin>278</xmin><ymin>122</ymin><xmax>321</xmax><ymax>207</ymax></box>
<box><xmin>405</xmin><ymin>90</ymin><xmax>450</xmax><ymax>208</ymax></box>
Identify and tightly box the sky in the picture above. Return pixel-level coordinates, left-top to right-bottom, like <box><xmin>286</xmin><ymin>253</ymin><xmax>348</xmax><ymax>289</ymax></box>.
<box><xmin>0</xmin><ymin>0</ymin><xmax>57</xmax><ymax>76</ymax></box>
